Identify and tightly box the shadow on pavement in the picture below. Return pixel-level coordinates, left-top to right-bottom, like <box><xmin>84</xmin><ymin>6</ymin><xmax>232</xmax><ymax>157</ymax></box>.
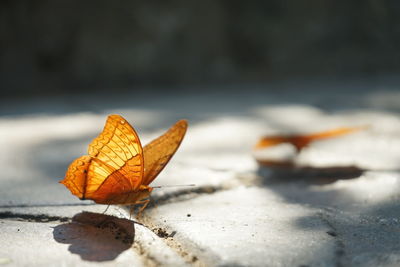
<box><xmin>293</xmin><ymin>200</ymin><xmax>400</xmax><ymax>266</ymax></box>
<box><xmin>258</xmin><ymin>164</ymin><xmax>400</xmax><ymax>264</ymax></box>
<box><xmin>257</xmin><ymin>165</ymin><xmax>365</xmax><ymax>185</ymax></box>
<box><xmin>53</xmin><ymin>212</ymin><xmax>136</xmax><ymax>261</ymax></box>
<box><xmin>256</xmin><ymin>164</ymin><xmax>368</xmax><ymax>208</ymax></box>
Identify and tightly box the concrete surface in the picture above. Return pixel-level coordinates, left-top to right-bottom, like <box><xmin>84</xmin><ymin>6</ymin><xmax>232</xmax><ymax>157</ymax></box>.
<box><xmin>1</xmin><ymin>79</ymin><xmax>400</xmax><ymax>266</ymax></box>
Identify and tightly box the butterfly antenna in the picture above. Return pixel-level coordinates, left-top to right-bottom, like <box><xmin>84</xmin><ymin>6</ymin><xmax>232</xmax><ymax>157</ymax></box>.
<box><xmin>152</xmin><ymin>184</ymin><xmax>196</xmax><ymax>189</ymax></box>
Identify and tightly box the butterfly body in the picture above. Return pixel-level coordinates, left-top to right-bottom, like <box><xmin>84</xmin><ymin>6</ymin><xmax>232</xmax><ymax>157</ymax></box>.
<box><xmin>60</xmin><ymin>115</ymin><xmax>187</xmax><ymax>211</ymax></box>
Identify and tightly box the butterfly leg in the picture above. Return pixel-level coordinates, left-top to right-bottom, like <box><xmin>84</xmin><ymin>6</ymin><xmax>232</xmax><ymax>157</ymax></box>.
<box><xmin>128</xmin><ymin>205</ymin><xmax>135</xmax><ymax>220</ymax></box>
<box><xmin>102</xmin><ymin>204</ymin><xmax>111</xmax><ymax>214</ymax></box>
<box><xmin>135</xmin><ymin>199</ymin><xmax>150</xmax><ymax>218</ymax></box>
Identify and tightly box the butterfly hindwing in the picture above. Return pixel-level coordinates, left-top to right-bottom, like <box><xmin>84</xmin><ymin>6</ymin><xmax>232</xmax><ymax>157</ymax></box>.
<box><xmin>85</xmin><ymin>158</ymin><xmax>135</xmax><ymax>204</ymax></box>
<box><xmin>143</xmin><ymin>120</ymin><xmax>188</xmax><ymax>185</ymax></box>
<box><xmin>60</xmin><ymin>155</ymin><xmax>92</xmax><ymax>199</ymax></box>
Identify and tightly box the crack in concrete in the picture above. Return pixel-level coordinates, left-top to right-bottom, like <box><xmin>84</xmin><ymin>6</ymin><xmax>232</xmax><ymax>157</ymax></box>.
<box><xmin>139</xmin><ymin>216</ymin><xmax>207</xmax><ymax>267</ymax></box>
<box><xmin>132</xmin><ymin>241</ymin><xmax>162</xmax><ymax>267</ymax></box>
<box><xmin>113</xmin><ymin>207</ymin><xmax>195</xmax><ymax>266</ymax></box>
<box><xmin>0</xmin><ymin>203</ymin><xmax>96</xmax><ymax>208</ymax></box>
<box><xmin>146</xmin><ymin>171</ymin><xmax>259</xmax><ymax>208</ymax></box>
<box><xmin>0</xmin><ymin>211</ymin><xmax>70</xmax><ymax>223</ymax></box>
<box><xmin>126</xmin><ymin>178</ymin><xmax>255</xmax><ymax>266</ymax></box>
<box><xmin>118</xmin><ymin>184</ymin><xmax>226</xmax><ymax>267</ymax></box>
<box><xmin>318</xmin><ymin>210</ymin><xmax>347</xmax><ymax>267</ymax></box>
<box><xmin>149</xmin><ymin>184</ymin><xmax>223</xmax><ymax>208</ymax></box>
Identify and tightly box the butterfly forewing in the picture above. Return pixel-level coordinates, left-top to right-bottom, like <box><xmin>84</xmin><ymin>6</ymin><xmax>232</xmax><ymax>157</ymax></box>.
<box><xmin>143</xmin><ymin>120</ymin><xmax>188</xmax><ymax>185</ymax></box>
<box><xmin>87</xmin><ymin>115</ymin><xmax>144</xmax><ymax>190</ymax></box>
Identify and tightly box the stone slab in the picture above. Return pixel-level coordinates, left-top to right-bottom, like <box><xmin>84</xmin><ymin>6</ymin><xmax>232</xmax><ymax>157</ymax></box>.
<box><xmin>142</xmin><ymin>186</ymin><xmax>337</xmax><ymax>267</ymax></box>
<box><xmin>1</xmin><ymin>84</ymin><xmax>400</xmax><ymax>266</ymax></box>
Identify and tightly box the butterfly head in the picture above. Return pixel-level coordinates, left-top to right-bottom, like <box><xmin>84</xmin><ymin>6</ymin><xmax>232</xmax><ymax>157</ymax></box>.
<box><xmin>137</xmin><ymin>184</ymin><xmax>153</xmax><ymax>197</ymax></box>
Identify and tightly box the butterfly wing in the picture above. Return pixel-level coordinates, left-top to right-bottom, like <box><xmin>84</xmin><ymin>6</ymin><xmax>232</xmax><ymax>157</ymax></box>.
<box><xmin>85</xmin><ymin>158</ymin><xmax>141</xmax><ymax>204</ymax></box>
<box><xmin>142</xmin><ymin>120</ymin><xmax>188</xmax><ymax>185</ymax></box>
<box><xmin>88</xmin><ymin>114</ymin><xmax>144</xmax><ymax>190</ymax></box>
<box><xmin>60</xmin><ymin>155</ymin><xmax>92</xmax><ymax>199</ymax></box>
<box><xmin>60</xmin><ymin>115</ymin><xmax>144</xmax><ymax>203</ymax></box>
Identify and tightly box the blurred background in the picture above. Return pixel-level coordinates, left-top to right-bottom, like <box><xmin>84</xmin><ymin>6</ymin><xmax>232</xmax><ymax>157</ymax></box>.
<box><xmin>1</xmin><ymin>0</ymin><xmax>400</xmax><ymax>97</ymax></box>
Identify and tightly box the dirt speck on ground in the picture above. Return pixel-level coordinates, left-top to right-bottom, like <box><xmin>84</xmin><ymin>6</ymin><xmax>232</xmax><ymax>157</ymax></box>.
<box><xmin>153</xmin><ymin>227</ymin><xmax>170</xmax><ymax>238</ymax></box>
<box><xmin>153</xmin><ymin>227</ymin><xmax>177</xmax><ymax>238</ymax></box>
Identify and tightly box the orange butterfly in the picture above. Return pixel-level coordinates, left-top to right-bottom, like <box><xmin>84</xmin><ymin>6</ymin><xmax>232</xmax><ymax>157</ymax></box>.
<box><xmin>60</xmin><ymin>115</ymin><xmax>188</xmax><ymax>213</ymax></box>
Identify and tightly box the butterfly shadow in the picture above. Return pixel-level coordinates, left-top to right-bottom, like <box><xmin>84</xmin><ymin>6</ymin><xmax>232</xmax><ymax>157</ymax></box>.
<box><xmin>255</xmin><ymin>162</ymin><xmax>367</xmax><ymax>208</ymax></box>
<box><xmin>256</xmin><ymin>160</ymin><xmax>365</xmax><ymax>186</ymax></box>
<box><xmin>53</xmin><ymin>211</ymin><xmax>137</xmax><ymax>262</ymax></box>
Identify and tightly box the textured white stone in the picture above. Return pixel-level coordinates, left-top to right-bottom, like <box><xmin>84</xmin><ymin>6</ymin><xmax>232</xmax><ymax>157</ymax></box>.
<box><xmin>1</xmin><ymin>84</ymin><xmax>400</xmax><ymax>266</ymax></box>
<box><xmin>143</xmin><ymin>186</ymin><xmax>336</xmax><ymax>266</ymax></box>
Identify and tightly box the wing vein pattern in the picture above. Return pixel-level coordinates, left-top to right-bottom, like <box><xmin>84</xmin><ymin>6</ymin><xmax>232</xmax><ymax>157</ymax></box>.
<box><xmin>143</xmin><ymin>120</ymin><xmax>188</xmax><ymax>185</ymax></box>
